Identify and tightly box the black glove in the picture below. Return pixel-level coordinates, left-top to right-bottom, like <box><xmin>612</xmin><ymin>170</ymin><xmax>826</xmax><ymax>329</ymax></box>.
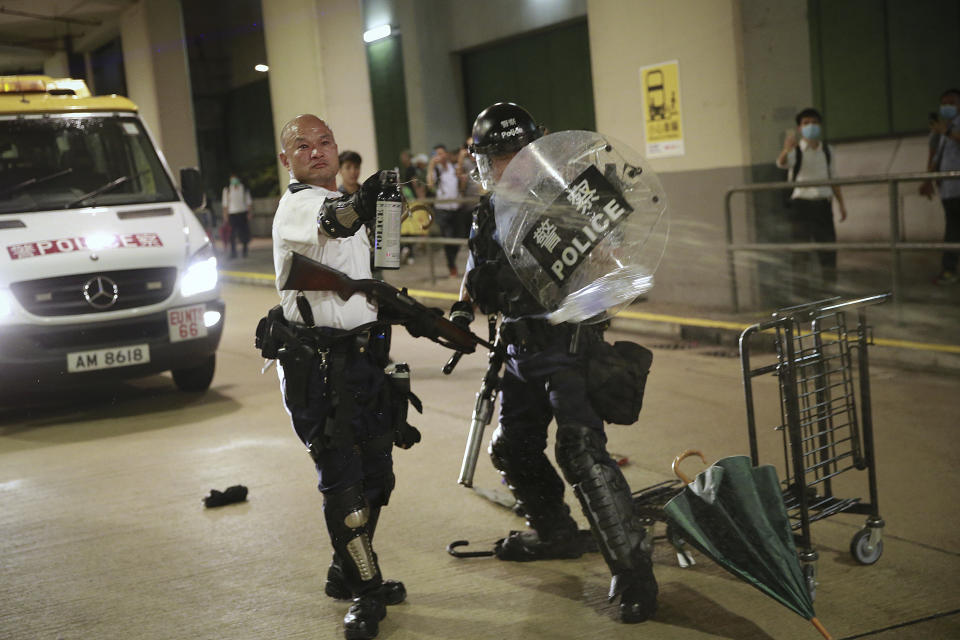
<box><xmin>355</xmin><ymin>171</ymin><xmax>387</xmax><ymax>224</ymax></box>
<box><xmin>404</xmin><ymin>306</ymin><xmax>444</xmax><ymax>340</ymax></box>
<box><xmin>395</xmin><ymin>422</ymin><xmax>422</xmax><ymax>449</ymax></box>
<box><xmin>449</xmin><ymin>300</ymin><xmax>474</xmax><ymax>330</ymax></box>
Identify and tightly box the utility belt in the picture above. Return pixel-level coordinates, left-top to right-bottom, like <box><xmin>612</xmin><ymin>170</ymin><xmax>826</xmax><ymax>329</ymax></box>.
<box><xmin>255</xmin><ymin>306</ymin><xmax>417</xmax><ymax>453</ymax></box>
<box><xmin>500</xmin><ymin>317</ymin><xmax>605</xmax><ymax>355</ymax></box>
<box><xmin>288</xmin><ymin>321</ymin><xmax>388</xmax><ymax>358</ymax></box>
<box><xmin>500</xmin><ymin>316</ymin><xmax>651</xmax><ymax>426</ymax></box>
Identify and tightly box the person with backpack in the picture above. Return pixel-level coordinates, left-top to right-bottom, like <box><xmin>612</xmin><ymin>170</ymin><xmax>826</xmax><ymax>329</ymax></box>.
<box><xmin>919</xmin><ymin>88</ymin><xmax>960</xmax><ymax>285</ymax></box>
<box><xmin>776</xmin><ymin>107</ymin><xmax>847</xmax><ymax>297</ymax></box>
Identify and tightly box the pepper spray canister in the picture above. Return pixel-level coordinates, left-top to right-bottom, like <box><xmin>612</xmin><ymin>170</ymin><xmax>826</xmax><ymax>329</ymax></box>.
<box><xmin>374</xmin><ymin>169</ymin><xmax>402</xmax><ymax>269</ymax></box>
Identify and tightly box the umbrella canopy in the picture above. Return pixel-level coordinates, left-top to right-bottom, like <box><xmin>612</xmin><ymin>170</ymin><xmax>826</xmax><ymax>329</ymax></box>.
<box><xmin>663</xmin><ymin>455</ymin><xmax>831</xmax><ymax>639</ymax></box>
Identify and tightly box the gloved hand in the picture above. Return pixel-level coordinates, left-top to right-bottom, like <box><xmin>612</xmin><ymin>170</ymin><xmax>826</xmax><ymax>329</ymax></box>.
<box><xmin>394</xmin><ymin>422</ymin><xmax>422</xmax><ymax>449</ymax></box>
<box><xmin>449</xmin><ymin>300</ymin><xmax>474</xmax><ymax>330</ymax></box>
<box><xmin>403</xmin><ymin>306</ymin><xmax>444</xmax><ymax>340</ymax></box>
<box><xmin>355</xmin><ymin>171</ymin><xmax>387</xmax><ymax>224</ymax></box>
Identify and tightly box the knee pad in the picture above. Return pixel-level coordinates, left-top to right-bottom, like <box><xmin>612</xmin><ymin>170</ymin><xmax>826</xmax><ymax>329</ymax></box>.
<box><xmin>324</xmin><ymin>485</ymin><xmax>380</xmax><ymax>584</ymax></box>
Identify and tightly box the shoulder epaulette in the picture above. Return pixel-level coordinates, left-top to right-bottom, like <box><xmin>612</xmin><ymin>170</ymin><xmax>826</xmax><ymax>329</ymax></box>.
<box><xmin>287</xmin><ymin>183</ymin><xmax>312</xmax><ymax>194</ymax></box>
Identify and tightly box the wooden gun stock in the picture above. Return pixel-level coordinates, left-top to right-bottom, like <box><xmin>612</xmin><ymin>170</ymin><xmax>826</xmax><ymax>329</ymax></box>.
<box><xmin>281</xmin><ymin>252</ymin><xmax>492</xmax><ymax>354</ymax></box>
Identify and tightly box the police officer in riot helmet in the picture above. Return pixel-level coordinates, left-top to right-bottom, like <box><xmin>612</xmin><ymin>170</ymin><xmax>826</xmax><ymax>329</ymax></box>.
<box><xmin>449</xmin><ymin>102</ymin><xmax>659</xmax><ymax>623</ymax></box>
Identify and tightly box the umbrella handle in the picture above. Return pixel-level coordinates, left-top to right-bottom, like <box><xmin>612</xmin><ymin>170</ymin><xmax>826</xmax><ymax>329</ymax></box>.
<box><xmin>672</xmin><ymin>449</ymin><xmax>707</xmax><ymax>484</ymax></box>
<box><xmin>811</xmin><ymin>617</ymin><xmax>832</xmax><ymax>639</ymax></box>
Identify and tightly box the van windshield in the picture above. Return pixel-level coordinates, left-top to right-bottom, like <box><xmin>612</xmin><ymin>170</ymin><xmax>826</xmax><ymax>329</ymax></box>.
<box><xmin>0</xmin><ymin>114</ymin><xmax>178</xmax><ymax>214</ymax></box>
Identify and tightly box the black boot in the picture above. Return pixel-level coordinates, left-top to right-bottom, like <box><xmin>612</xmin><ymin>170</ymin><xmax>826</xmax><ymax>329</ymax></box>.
<box><xmin>343</xmin><ymin>592</ymin><xmax>386</xmax><ymax>640</ymax></box>
<box><xmin>490</xmin><ymin>426</ymin><xmax>584</xmax><ymax>561</ymax></box>
<box><xmin>610</xmin><ymin>553</ymin><xmax>659</xmax><ymax>623</ymax></box>
<box><xmin>326</xmin><ymin>554</ymin><xmax>406</xmax><ymax>604</ymax></box>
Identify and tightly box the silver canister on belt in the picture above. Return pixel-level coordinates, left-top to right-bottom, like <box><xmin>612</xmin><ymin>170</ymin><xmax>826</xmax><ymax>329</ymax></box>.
<box><xmin>374</xmin><ymin>169</ymin><xmax>402</xmax><ymax>269</ymax></box>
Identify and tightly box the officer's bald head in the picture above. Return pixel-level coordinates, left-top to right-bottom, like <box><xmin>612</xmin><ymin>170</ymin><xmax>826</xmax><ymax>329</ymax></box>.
<box><xmin>280</xmin><ymin>114</ymin><xmax>334</xmax><ymax>154</ymax></box>
<box><xmin>278</xmin><ymin>114</ymin><xmax>340</xmax><ymax>189</ymax></box>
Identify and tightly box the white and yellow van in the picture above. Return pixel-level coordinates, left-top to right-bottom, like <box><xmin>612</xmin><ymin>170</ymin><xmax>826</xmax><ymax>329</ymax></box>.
<box><xmin>0</xmin><ymin>76</ymin><xmax>223</xmax><ymax>393</ymax></box>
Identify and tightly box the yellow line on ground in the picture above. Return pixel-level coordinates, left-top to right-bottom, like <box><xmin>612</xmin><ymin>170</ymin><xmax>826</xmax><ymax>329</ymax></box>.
<box><xmin>223</xmin><ymin>272</ymin><xmax>960</xmax><ymax>355</ymax></box>
<box><xmin>618</xmin><ymin>310</ymin><xmax>960</xmax><ymax>355</ymax></box>
<box><xmin>405</xmin><ymin>288</ymin><xmax>460</xmax><ymax>301</ymax></box>
<box><xmin>223</xmin><ymin>270</ymin><xmax>275</xmax><ymax>281</ymax></box>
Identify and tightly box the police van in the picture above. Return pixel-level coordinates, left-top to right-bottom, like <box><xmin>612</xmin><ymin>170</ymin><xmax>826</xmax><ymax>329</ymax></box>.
<box><xmin>0</xmin><ymin>76</ymin><xmax>224</xmax><ymax>394</ymax></box>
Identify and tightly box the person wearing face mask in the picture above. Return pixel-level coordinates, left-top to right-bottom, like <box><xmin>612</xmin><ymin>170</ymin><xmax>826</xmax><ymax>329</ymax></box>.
<box><xmin>776</xmin><ymin>107</ymin><xmax>847</xmax><ymax>298</ymax></box>
<box><xmin>919</xmin><ymin>88</ymin><xmax>960</xmax><ymax>285</ymax></box>
<box><xmin>221</xmin><ymin>172</ymin><xmax>253</xmax><ymax>259</ymax></box>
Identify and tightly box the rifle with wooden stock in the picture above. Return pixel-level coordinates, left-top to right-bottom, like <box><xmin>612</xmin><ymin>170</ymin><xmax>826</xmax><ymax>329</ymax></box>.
<box><xmin>281</xmin><ymin>252</ymin><xmax>493</xmax><ymax>354</ymax></box>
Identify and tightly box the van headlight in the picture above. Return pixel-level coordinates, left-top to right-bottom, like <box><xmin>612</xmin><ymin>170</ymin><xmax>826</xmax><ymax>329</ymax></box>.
<box><xmin>0</xmin><ymin>289</ymin><xmax>13</xmax><ymax>320</ymax></box>
<box><xmin>180</xmin><ymin>243</ymin><xmax>219</xmax><ymax>297</ymax></box>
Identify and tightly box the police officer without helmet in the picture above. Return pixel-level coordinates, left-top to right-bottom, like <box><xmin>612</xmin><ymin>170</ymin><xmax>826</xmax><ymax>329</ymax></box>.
<box><xmin>266</xmin><ymin>114</ymin><xmax>414</xmax><ymax>640</ymax></box>
<box><xmin>449</xmin><ymin>102</ymin><xmax>659</xmax><ymax>623</ymax></box>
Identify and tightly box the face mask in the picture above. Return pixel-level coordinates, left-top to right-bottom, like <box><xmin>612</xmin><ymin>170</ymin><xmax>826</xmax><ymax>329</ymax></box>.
<box><xmin>230</xmin><ymin>177</ymin><xmax>240</xmax><ymax>186</ymax></box>
<box><xmin>800</xmin><ymin>123</ymin><xmax>821</xmax><ymax>141</ymax></box>
<box><xmin>940</xmin><ymin>104</ymin><xmax>958</xmax><ymax>120</ymax></box>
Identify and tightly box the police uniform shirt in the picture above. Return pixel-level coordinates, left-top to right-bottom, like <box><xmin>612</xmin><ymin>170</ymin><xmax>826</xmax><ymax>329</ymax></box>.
<box><xmin>272</xmin><ymin>183</ymin><xmax>377</xmax><ymax>329</ymax></box>
<box><xmin>777</xmin><ymin>138</ymin><xmax>834</xmax><ymax>201</ymax></box>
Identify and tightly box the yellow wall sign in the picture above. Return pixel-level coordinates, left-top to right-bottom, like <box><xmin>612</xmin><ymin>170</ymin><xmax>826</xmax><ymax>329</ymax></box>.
<box><xmin>640</xmin><ymin>60</ymin><xmax>684</xmax><ymax>158</ymax></box>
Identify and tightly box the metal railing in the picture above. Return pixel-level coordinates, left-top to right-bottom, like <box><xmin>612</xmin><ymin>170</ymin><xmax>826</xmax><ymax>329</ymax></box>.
<box><xmin>724</xmin><ymin>170</ymin><xmax>960</xmax><ymax>312</ymax></box>
<box><xmin>400</xmin><ymin>195</ymin><xmax>478</xmax><ymax>284</ymax></box>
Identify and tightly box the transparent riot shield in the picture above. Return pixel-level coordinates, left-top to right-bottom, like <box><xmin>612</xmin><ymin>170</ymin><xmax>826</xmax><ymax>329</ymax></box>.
<box><xmin>493</xmin><ymin>130</ymin><xmax>669</xmax><ymax>323</ymax></box>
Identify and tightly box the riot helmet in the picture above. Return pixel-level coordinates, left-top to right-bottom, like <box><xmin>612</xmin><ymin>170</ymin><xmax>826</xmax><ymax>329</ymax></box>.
<box><xmin>470</xmin><ymin>102</ymin><xmax>542</xmax><ymax>189</ymax></box>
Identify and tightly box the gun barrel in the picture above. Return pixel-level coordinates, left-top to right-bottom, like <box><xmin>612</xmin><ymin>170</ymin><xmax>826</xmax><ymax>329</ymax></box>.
<box><xmin>458</xmin><ymin>394</ymin><xmax>494</xmax><ymax>487</ymax></box>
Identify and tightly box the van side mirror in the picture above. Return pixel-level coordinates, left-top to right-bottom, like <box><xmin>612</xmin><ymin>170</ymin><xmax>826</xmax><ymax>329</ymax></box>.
<box><xmin>180</xmin><ymin>167</ymin><xmax>204</xmax><ymax>210</ymax></box>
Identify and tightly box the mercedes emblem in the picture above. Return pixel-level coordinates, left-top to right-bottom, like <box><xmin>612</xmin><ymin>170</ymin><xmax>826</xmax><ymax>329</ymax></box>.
<box><xmin>82</xmin><ymin>276</ymin><xmax>119</xmax><ymax>309</ymax></box>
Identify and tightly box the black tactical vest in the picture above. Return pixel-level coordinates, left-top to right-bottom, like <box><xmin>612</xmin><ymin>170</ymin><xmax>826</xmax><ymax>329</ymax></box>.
<box><xmin>466</xmin><ymin>195</ymin><xmax>545</xmax><ymax>318</ymax></box>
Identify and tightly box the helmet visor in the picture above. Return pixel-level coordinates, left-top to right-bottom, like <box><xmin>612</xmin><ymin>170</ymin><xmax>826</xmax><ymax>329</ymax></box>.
<box><xmin>474</xmin><ymin>152</ymin><xmax>495</xmax><ymax>190</ymax></box>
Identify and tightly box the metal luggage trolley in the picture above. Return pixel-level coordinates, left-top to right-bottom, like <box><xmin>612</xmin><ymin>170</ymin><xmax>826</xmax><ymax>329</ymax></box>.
<box><xmin>739</xmin><ymin>293</ymin><xmax>890</xmax><ymax>597</ymax></box>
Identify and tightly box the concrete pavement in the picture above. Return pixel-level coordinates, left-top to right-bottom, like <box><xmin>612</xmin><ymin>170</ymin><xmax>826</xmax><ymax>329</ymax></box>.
<box><xmin>0</xmin><ymin>282</ymin><xmax>957</xmax><ymax>639</ymax></box>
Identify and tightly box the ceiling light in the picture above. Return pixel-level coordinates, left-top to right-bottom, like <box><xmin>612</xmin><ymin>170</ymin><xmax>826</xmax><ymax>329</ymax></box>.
<box><xmin>254</xmin><ymin>64</ymin><xmax>269</xmax><ymax>72</ymax></box>
<box><xmin>363</xmin><ymin>25</ymin><xmax>391</xmax><ymax>43</ymax></box>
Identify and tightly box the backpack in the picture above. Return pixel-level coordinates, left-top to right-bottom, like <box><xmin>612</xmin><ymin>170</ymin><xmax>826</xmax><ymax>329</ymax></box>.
<box><xmin>785</xmin><ymin>143</ymin><xmax>832</xmax><ymax>208</ymax></box>
<box><xmin>790</xmin><ymin>143</ymin><xmax>832</xmax><ymax>182</ymax></box>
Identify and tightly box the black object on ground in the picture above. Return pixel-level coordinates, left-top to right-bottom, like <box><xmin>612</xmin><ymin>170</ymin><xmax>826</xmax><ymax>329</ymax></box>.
<box><xmin>203</xmin><ymin>484</ymin><xmax>248</xmax><ymax>508</ymax></box>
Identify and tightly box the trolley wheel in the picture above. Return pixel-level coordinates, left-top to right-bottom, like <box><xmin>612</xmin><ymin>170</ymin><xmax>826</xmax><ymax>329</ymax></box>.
<box><xmin>850</xmin><ymin>528</ymin><xmax>883</xmax><ymax>565</ymax></box>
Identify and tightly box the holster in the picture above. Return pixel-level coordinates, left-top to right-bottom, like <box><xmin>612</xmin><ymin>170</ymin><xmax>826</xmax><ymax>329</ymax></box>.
<box><xmin>254</xmin><ymin>305</ymin><xmax>288</xmax><ymax>359</ymax></box>
<box><xmin>384</xmin><ymin>362</ymin><xmax>423</xmax><ymax>449</ymax></box>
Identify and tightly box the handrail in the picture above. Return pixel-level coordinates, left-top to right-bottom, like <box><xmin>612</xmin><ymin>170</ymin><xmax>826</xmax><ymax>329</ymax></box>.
<box><xmin>724</xmin><ymin>169</ymin><xmax>960</xmax><ymax>313</ymax></box>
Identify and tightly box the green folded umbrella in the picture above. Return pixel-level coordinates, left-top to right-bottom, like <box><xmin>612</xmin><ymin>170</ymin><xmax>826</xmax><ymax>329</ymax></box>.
<box><xmin>663</xmin><ymin>455</ymin><xmax>831</xmax><ymax>639</ymax></box>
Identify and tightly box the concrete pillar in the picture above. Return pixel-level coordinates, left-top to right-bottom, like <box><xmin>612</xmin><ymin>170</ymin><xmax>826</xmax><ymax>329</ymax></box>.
<box><xmin>587</xmin><ymin>0</ymin><xmax>750</xmax><ymax>172</ymax></box>
<box><xmin>119</xmin><ymin>0</ymin><xmax>199</xmax><ymax>174</ymax></box>
<box><xmin>262</xmin><ymin>0</ymin><xmax>378</xmax><ymax>190</ymax></box>
<box><xmin>43</xmin><ymin>52</ymin><xmax>70</xmax><ymax>79</ymax></box>
<box><xmin>394</xmin><ymin>0</ymin><xmax>465</xmax><ymax>154</ymax></box>
<box><xmin>586</xmin><ymin>0</ymin><xmax>752</xmax><ymax>309</ymax></box>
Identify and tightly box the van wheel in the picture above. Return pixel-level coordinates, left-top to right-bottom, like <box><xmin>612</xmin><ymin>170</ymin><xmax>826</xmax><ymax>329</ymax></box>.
<box><xmin>172</xmin><ymin>354</ymin><xmax>215</xmax><ymax>392</ymax></box>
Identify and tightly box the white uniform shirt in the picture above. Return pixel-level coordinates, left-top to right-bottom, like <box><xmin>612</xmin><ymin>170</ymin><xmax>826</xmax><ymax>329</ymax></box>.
<box><xmin>222</xmin><ymin>183</ymin><xmax>252</xmax><ymax>214</ymax></box>
<box><xmin>434</xmin><ymin>162</ymin><xmax>459</xmax><ymax>211</ymax></box>
<box><xmin>777</xmin><ymin>138</ymin><xmax>834</xmax><ymax>201</ymax></box>
<box><xmin>272</xmin><ymin>184</ymin><xmax>377</xmax><ymax>329</ymax></box>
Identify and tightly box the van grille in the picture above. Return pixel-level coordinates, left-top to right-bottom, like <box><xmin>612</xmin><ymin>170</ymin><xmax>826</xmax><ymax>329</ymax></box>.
<box><xmin>10</xmin><ymin>267</ymin><xmax>177</xmax><ymax>316</ymax></box>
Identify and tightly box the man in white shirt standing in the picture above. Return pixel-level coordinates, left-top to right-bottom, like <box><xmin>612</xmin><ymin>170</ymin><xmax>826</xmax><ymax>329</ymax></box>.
<box><xmin>268</xmin><ymin>114</ymin><xmax>413</xmax><ymax>640</ymax></box>
<box><xmin>776</xmin><ymin>107</ymin><xmax>847</xmax><ymax>298</ymax></box>
<box><xmin>221</xmin><ymin>172</ymin><xmax>252</xmax><ymax>258</ymax></box>
<box><xmin>427</xmin><ymin>144</ymin><xmax>468</xmax><ymax>277</ymax></box>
